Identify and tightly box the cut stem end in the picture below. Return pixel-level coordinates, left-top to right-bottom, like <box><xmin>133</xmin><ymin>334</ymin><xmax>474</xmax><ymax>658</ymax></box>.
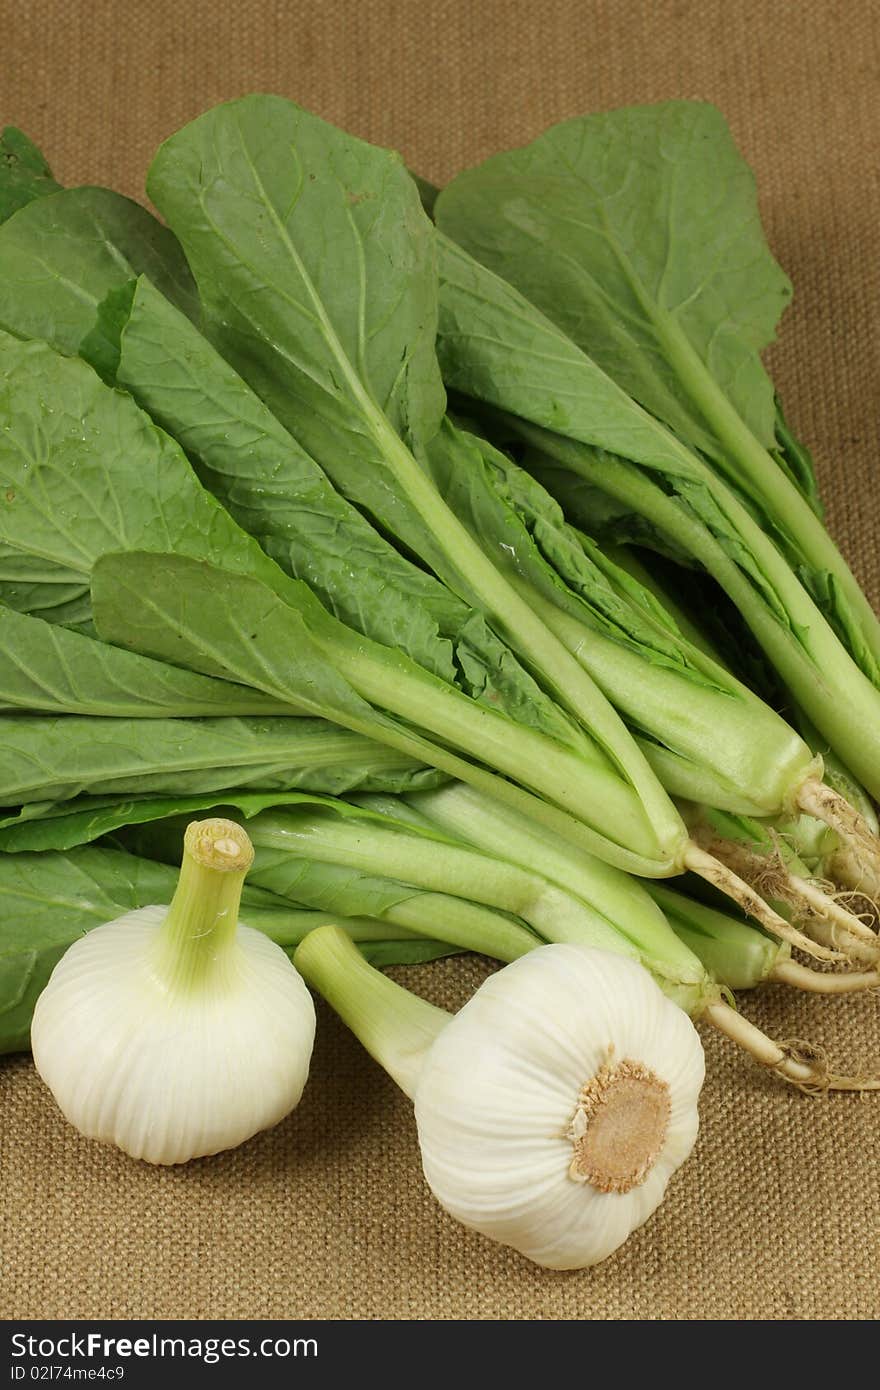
<box><xmin>567</xmin><ymin>1055</ymin><xmax>670</xmax><ymax>1193</ymax></box>
<box><xmin>184</xmin><ymin>816</ymin><xmax>254</xmax><ymax>874</ymax></box>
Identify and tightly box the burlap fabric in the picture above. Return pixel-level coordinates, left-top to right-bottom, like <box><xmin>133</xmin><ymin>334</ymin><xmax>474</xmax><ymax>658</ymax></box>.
<box><xmin>1</xmin><ymin>0</ymin><xmax>879</xmax><ymax>1321</ymax></box>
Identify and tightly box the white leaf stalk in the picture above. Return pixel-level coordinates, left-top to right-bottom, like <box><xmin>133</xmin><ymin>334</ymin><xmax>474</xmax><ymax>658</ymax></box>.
<box><xmin>295</xmin><ymin>924</ymin><xmax>705</xmax><ymax>1270</ymax></box>
<box><xmin>31</xmin><ymin>817</ymin><xmax>316</xmax><ymax>1164</ymax></box>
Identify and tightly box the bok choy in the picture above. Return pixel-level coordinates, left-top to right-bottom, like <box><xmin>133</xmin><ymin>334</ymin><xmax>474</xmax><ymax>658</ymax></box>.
<box><xmin>432</xmin><ymin>183</ymin><xmax>880</xmax><ymax>890</ymax></box>
<box><xmin>0</xmin><ymin>135</ymin><xmax>820</xmax><ymax>951</ymax></box>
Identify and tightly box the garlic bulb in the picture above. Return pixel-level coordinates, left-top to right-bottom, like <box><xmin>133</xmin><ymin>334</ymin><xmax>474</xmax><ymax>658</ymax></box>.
<box><xmin>295</xmin><ymin>926</ymin><xmax>704</xmax><ymax>1270</ymax></box>
<box><xmin>415</xmin><ymin>943</ymin><xmax>704</xmax><ymax>1269</ymax></box>
<box><xmin>32</xmin><ymin>818</ymin><xmax>315</xmax><ymax>1164</ymax></box>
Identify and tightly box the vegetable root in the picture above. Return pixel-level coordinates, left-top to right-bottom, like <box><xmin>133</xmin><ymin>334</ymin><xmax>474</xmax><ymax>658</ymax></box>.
<box><xmin>797</xmin><ymin>778</ymin><xmax>880</xmax><ymax>898</ymax></box>
<box><xmin>703</xmin><ymin>1001</ymin><xmax>880</xmax><ymax>1093</ymax></box>
<box><xmin>770</xmin><ymin>960</ymin><xmax>880</xmax><ymax>994</ymax></box>
<box><xmin>787</xmin><ymin>874</ymin><xmax>879</xmax><ymax>960</ymax></box>
<box><xmin>692</xmin><ymin>831</ymin><xmax>880</xmax><ymax>967</ymax></box>
<box><xmin>683</xmin><ymin>845</ymin><xmax>842</xmax><ymax>963</ymax></box>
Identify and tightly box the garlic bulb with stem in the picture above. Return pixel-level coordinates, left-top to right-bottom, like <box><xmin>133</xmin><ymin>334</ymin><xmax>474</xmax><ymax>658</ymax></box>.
<box><xmin>295</xmin><ymin>923</ymin><xmax>705</xmax><ymax>1271</ymax></box>
<box><xmin>31</xmin><ymin>817</ymin><xmax>316</xmax><ymax>1164</ymax></box>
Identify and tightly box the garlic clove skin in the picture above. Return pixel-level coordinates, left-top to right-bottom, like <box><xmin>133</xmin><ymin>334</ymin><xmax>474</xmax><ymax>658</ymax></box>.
<box><xmin>413</xmin><ymin>944</ymin><xmax>704</xmax><ymax>1270</ymax></box>
<box><xmin>32</xmin><ymin>905</ymin><xmax>316</xmax><ymax>1165</ymax></box>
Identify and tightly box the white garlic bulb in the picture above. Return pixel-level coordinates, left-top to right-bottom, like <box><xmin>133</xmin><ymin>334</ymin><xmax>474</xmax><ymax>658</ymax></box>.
<box><xmin>32</xmin><ymin>818</ymin><xmax>316</xmax><ymax>1164</ymax></box>
<box><xmin>295</xmin><ymin>926</ymin><xmax>705</xmax><ymax>1270</ymax></box>
<box><xmin>414</xmin><ymin>943</ymin><xmax>704</xmax><ymax>1269</ymax></box>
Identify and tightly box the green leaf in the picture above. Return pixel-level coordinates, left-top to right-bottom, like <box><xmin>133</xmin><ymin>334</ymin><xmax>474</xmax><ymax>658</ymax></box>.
<box><xmin>0</xmin><ymin>845</ymin><xmax>179</xmax><ymax>1051</ymax></box>
<box><xmin>771</xmin><ymin>397</ymin><xmax>823</xmax><ymax>518</ymax></box>
<box><xmin>0</xmin><ymin>129</ymin><xmax>61</xmax><ymax>224</ymax></box>
<box><xmin>0</xmin><ymin>185</ymin><xmax>197</xmax><ymax>353</ymax></box>
<box><xmin>93</xmin><ymin>272</ymin><xmax>452</xmax><ymax>678</ymax></box>
<box><xmin>435</xmin><ymin>232</ymin><xmax>689</xmax><ymax>472</ymax></box>
<box><xmin>87</xmin><ymin>275</ymin><xmax>589</xmax><ymax>754</ymax></box>
<box><xmin>0</xmin><ymin>790</ymin><xmax>314</xmax><ymax>852</ymax></box>
<box><xmin>0</xmin><ymin>331</ymin><xmax>286</xmax><ymax>625</ymax></box>
<box><xmin>149</xmin><ymin>95</ymin><xmax>445</xmax><ymax>461</ymax></box>
<box><xmin>410</xmin><ymin>172</ymin><xmax>439</xmax><ymax>219</ymax></box>
<box><xmin>0</xmin><ymin>714</ymin><xmax>444</xmax><ymax>807</ymax></box>
<box><xmin>79</xmin><ymin>279</ymin><xmax>138</xmax><ymax>385</ymax></box>
<box><xmin>0</xmin><ymin>603</ymin><xmax>300</xmax><ymax>717</ymax></box>
<box><xmin>437</xmin><ymin>102</ymin><xmax>788</xmax><ymax>459</ymax></box>
<box><xmin>91</xmin><ymin>551</ymin><xmax>440</xmax><ymax>736</ymax></box>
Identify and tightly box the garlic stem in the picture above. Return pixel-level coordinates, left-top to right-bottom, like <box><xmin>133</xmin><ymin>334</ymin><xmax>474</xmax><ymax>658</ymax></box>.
<box><xmin>295</xmin><ymin>924</ymin><xmax>450</xmax><ymax>1099</ymax></box>
<box><xmin>152</xmin><ymin>817</ymin><xmax>254</xmax><ymax>993</ymax></box>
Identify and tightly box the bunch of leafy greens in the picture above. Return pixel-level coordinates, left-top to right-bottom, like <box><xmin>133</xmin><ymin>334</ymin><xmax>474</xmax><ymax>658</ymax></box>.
<box><xmin>0</xmin><ymin>104</ymin><xmax>876</xmax><ymax>1080</ymax></box>
<box><xmin>0</xmin><ymin>99</ymin><xmax>711</xmax><ymax>879</ymax></box>
<box><xmin>433</xmin><ymin>104</ymin><xmax>880</xmax><ymax>801</ymax></box>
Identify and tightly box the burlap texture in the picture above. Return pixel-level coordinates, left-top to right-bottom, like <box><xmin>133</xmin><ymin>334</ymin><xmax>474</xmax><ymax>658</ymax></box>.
<box><xmin>1</xmin><ymin>0</ymin><xmax>879</xmax><ymax>1321</ymax></box>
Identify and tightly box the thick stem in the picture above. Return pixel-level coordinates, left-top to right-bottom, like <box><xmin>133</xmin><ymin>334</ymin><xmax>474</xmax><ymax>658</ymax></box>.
<box><xmin>642</xmin><ymin>300</ymin><xmax>880</xmax><ymax>680</ymax></box>
<box><xmin>331</xmin><ymin>634</ymin><xmax>668</xmax><ymax>867</ymax></box>
<box><xmin>771</xmin><ymin>960</ymin><xmax>880</xmax><ymax>994</ymax></box>
<box><xmin>683</xmin><ymin>844</ymin><xmax>841</xmax><ymax>962</ymax></box>
<box><xmin>404</xmin><ymin>783</ymin><xmax>709</xmax><ymax>991</ymax></box>
<box><xmin>797</xmin><ymin>779</ymin><xmax>880</xmax><ymax>893</ymax></box>
<box><xmin>703</xmin><ymin>1001</ymin><xmax>880</xmax><ymax>1093</ymax></box>
<box><xmin>520</xmin><ymin>577</ymin><xmax>814</xmax><ymax>818</ymax></box>
<box><xmin>526</xmin><ymin>430</ymin><xmax>880</xmax><ymax>799</ymax></box>
<box><xmin>237</xmin><ymin>905</ymin><xmax>420</xmax><ymax>949</ymax></box>
<box><xmin>293</xmin><ymin>924</ymin><xmax>450</xmax><ymax>1100</ymax></box>
<box><xmin>379</xmin><ymin>893</ymin><xmax>540</xmax><ymax>962</ymax></box>
<box><xmin>251</xmin><ymin>811</ymin><xmax>628</xmax><ymax>958</ymax></box>
<box><xmin>153</xmin><ymin>817</ymin><xmax>253</xmax><ymax>993</ymax></box>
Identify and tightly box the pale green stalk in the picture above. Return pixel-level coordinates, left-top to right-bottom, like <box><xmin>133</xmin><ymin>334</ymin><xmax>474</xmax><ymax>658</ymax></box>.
<box><xmin>248</xmin><ymin>809</ymin><xmax>631</xmax><ymax>960</ymax></box>
<box><xmin>295</xmin><ymin>925</ymin><xmax>449</xmax><ymax>1099</ymax></box>
<box><xmin>151</xmin><ymin>817</ymin><xmax>253</xmax><ymax>993</ymax></box>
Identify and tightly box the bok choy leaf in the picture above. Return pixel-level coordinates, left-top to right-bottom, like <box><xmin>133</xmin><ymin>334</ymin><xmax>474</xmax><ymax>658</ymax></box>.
<box><xmin>0</xmin><ymin>714</ymin><xmax>445</xmax><ymax>806</ymax></box>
